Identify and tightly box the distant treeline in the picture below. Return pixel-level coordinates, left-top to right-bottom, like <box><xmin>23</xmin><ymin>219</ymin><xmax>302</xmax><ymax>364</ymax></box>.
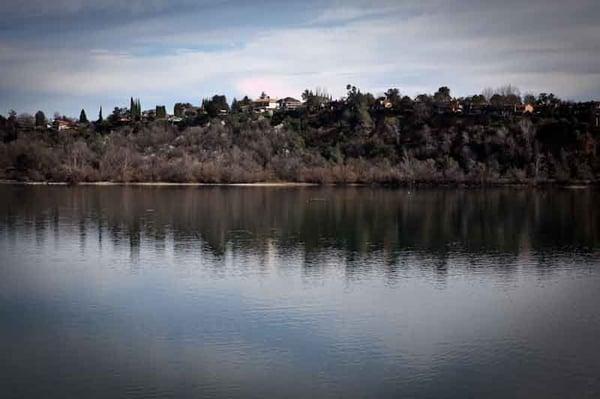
<box><xmin>1</xmin><ymin>85</ymin><xmax>599</xmax><ymax>184</ymax></box>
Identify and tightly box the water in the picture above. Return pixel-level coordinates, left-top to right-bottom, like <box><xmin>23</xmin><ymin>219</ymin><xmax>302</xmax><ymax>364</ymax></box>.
<box><xmin>1</xmin><ymin>185</ymin><xmax>599</xmax><ymax>398</ymax></box>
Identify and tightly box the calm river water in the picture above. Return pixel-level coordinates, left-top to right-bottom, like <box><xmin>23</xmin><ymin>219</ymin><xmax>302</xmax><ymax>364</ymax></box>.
<box><xmin>1</xmin><ymin>185</ymin><xmax>599</xmax><ymax>398</ymax></box>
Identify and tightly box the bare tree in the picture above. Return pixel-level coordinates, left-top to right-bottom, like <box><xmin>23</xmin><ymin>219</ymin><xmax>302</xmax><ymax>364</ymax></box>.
<box><xmin>482</xmin><ymin>87</ymin><xmax>495</xmax><ymax>102</ymax></box>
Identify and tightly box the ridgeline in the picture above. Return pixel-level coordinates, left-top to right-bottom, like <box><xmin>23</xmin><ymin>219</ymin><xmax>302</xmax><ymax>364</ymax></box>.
<box><xmin>1</xmin><ymin>86</ymin><xmax>599</xmax><ymax>185</ymax></box>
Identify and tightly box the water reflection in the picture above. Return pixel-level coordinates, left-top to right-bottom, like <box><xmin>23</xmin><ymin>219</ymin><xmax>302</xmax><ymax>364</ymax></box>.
<box><xmin>1</xmin><ymin>186</ymin><xmax>599</xmax><ymax>398</ymax></box>
<box><xmin>1</xmin><ymin>186</ymin><xmax>599</xmax><ymax>277</ymax></box>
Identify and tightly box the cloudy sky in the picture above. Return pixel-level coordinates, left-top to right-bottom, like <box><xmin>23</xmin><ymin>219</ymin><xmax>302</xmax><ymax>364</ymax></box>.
<box><xmin>1</xmin><ymin>0</ymin><xmax>599</xmax><ymax>116</ymax></box>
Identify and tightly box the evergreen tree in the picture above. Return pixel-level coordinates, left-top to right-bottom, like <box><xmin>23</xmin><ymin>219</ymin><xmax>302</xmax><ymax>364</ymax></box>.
<box><xmin>79</xmin><ymin>109</ymin><xmax>88</xmax><ymax>124</ymax></box>
<box><xmin>98</xmin><ymin>107</ymin><xmax>103</xmax><ymax>123</ymax></box>
<box><xmin>156</xmin><ymin>105</ymin><xmax>167</xmax><ymax>119</ymax></box>
<box><xmin>174</xmin><ymin>103</ymin><xmax>184</xmax><ymax>117</ymax></box>
<box><xmin>34</xmin><ymin>111</ymin><xmax>47</xmax><ymax>127</ymax></box>
<box><xmin>433</xmin><ymin>86</ymin><xmax>451</xmax><ymax>103</ymax></box>
<box><xmin>204</xmin><ymin>95</ymin><xmax>229</xmax><ymax>117</ymax></box>
<box><xmin>239</xmin><ymin>96</ymin><xmax>252</xmax><ymax>111</ymax></box>
<box><xmin>129</xmin><ymin>98</ymin><xmax>142</xmax><ymax>121</ymax></box>
<box><xmin>384</xmin><ymin>88</ymin><xmax>401</xmax><ymax>107</ymax></box>
<box><xmin>108</xmin><ymin>107</ymin><xmax>128</xmax><ymax>124</ymax></box>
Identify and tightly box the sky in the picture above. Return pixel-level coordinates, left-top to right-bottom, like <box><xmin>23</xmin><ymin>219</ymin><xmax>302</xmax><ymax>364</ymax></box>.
<box><xmin>1</xmin><ymin>0</ymin><xmax>599</xmax><ymax>117</ymax></box>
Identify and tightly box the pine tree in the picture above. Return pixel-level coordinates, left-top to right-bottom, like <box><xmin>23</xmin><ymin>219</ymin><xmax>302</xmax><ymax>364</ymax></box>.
<box><xmin>35</xmin><ymin>111</ymin><xmax>47</xmax><ymax>127</ymax></box>
<box><xmin>79</xmin><ymin>109</ymin><xmax>88</xmax><ymax>124</ymax></box>
<box><xmin>98</xmin><ymin>107</ymin><xmax>103</xmax><ymax>123</ymax></box>
<box><xmin>174</xmin><ymin>103</ymin><xmax>184</xmax><ymax>117</ymax></box>
<box><xmin>129</xmin><ymin>98</ymin><xmax>142</xmax><ymax>121</ymax></box>
<box><xmin>156</xmin><ymin>105</ymin><xmax>166</xmax><ymax>119</ymax></box>
<box><xmin>136</xmin><ymin>99</ymin><xmax>142</xmax><ymax>120</ymax></box>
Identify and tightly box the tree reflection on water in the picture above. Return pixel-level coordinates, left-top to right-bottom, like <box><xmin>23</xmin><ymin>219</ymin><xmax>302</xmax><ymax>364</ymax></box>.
<box><xmin>1</xmin><ymin>185</ymin><xmax>599</xmax><ymax>281</ymax></box>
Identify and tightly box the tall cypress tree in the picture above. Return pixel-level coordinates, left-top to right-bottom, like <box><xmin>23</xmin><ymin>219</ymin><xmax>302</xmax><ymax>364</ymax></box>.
<box><xmin>129</xmin><ymin>98</ymin><xmax>142</xmax><ymax>121</ymax></box>
<box><xmin>98</xmin><ymin>107</ymin><xmax>103</xmax><ymax>123</ymax></box>
<box><xmin>79</xmin><ymin>109</ymin><xmax>88</xmax><ymax>124</ymax></box>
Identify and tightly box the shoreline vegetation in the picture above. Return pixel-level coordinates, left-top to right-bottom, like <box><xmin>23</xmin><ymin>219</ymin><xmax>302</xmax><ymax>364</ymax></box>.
<box><xmin>1</xmin><ymin>180</ymin><xmax>596</xmax><ymax>189</ymax></box>
<box><xmin>2</xmin><ymin>85</ymin><xmax>599</xmax><ymax>185</ymax></box>
<box><xmin>0</xmin><ymin>180</ymin><xmax>319</xmax><ymax>187</ymax></box>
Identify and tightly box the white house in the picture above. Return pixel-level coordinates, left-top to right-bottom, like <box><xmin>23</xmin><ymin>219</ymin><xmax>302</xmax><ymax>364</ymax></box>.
<box><xmin>253</xmin><ymin>93</ymin><xmax>279</xmax><ymax>112</ymax></box>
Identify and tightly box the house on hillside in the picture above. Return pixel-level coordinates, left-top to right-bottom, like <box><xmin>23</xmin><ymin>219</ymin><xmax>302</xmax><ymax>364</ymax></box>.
<box><xmin>253</xmin><ymin>93</ymin><xmax>279</xmax><ymax>113</ymax></box>
<box><xmin>514</xmin><ymin>103</ymin><xmax>535</xmax><ymax>114</ymax></box>
<box><xmin>53</xmin><ymin>118</ymin><xmax>77</xmax><ymax>131</ymax></box>
<box><xmin>277</xmin><ymin>97</ymin><xmax>302</xmax><ymax>111</ymax></box>
<box><xmin>523</xmin><ymin>104</ymin><xmax>535</xmax><ymax>114</ymax></box>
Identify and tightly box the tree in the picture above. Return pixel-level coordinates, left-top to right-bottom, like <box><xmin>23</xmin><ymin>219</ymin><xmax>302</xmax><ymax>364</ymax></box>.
<box><xmin>98</xmin><ymin>107</ymin><xmax>103</xmax><ymax>123</ymax></box>
<box><xmin>504</xmin><ymin>94</ymin><xmax>522</xmax><ymax>106</ymax></box>
<box><xmin>301</xmin><ymin>89</ymin><xmax>311</xmax><ymax>101</ymax></box>
<box><xmin>537</xmin><ymin>93</ymin><xmax>560</xmax><ymax>107</ymax></box>
<box><xmin>400</xmin><ymin>95</ymin><xmax>414</xmax><ymax>109</ymax></box>
<box><xmin>315</xmin><ymin>87</ymin><xmax>331</xmax><ymax>102</ymax></box>
<box><xmin>129</xmin><ymin>97</ymin><xmax>141</xmax><ymax>120</ymax></box>
<box><xmin>302</xmin><ymin>88</ymin><xmax>331</xmax><ymax>110</ymax></box>
<box><xmin>155</xmin><ymin>105</ymin><xmax>167</xmax><ymax>119</ymax></box>
<box><xmin>385</xmin><ymin>88</ymin><xmax>401</xmax><ymax>108</ymax></box>
<box><xmin>174</xmin><ymin>103</ymin><xmax>185</xmax><ymax>117</ymax></box>
<box><xmin>240</xmin><ymin>96</ymin><xmax>252</xmax><ymax>106</ymax></box>
<box><xmin>302</xmin><ymin>89</ymin><xmax>317</xmax><ymax>110</ymax></box>
<box><xmin>79</xmin><ymin>109</ymin><xmax>89</xmax><ymax>124</ymax></box>
<box><xmin>203</xmin><ymin>95</ymin><xmax>230</xmax><ymax>117</ymax></box>
<box><xmin>490</xmin><ymin>94</ymin><xmax>504</xmax><ymax>107</ymax></box>
<box><xmin>108</xmin><ymin>107</ymin><xmax>128</xmax><ymax>124</ymax></box>
<box><xmin>498</xmin><ymin>84</ymin><xmax>520</xmax><ymax>98</ymax></box>
<box><xmin>345</xmin><ymin>85</ymin><xmax>373</xmax><ymax>132</ymax></box>
<box><xmin>135</xmin><ymin>99</ymin><xmax>141</xmax><ymax>120</ymax></box>
<box><xmin>231</xmin><ymin>98</ymin><xmax>239</xmax><ymax>113</ymax></box>
<box><xmin>470</xmin><ymin>94</ymin><xmax>487</xmax><ymax>105</ymax></box>
<box><xmin>434</xmin><ymin>86</ymin><xmax>451</xmax><ymax>103</ymax></box>
<box><xmin>523</xmin><ymin>93</ymin><xmax>536</xmax><ymax>105</ymax></box>
<box><xmin>232</xmin><ymin>96</ymin><xmax>252</xmax><ymax>113</ymax></box>
<box><xmin>35</xmin><ymin>111</ymin><xmax>47</xmax><ymax>127</ymax></box>
<box><xmin>482</xmin><ymin>87</ymin><xmax>495</xmax><ymax>102</ymax></box>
